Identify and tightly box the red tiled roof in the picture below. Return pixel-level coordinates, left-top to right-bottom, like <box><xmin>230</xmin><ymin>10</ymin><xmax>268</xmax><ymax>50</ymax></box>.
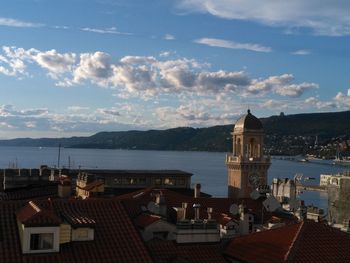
<box><xmin>134</xmin><ymin>213</ymin><xmax>161</xmax><ymax>229</ymax></box>
<box><xmin>224</xmin><ymin>220</ymin><xmax>350</xmax><ymax>263</ymax></box>
<box><xmin>0</xmin><ymin>185</ymin><xmax>57</xmax><ymax>201</ymax></box>
<box><xmin>147</xmin><ymin>239</ymin><xmax>227</xmax><ymax>263</ymax></box>
<box><xmin>61</xmin><ymin>208</ymin><xmax>96</xmax><ymax>228</ymax></box>
<box><xmin>0</xmin><ymin>199</ymin><xmax>153</xmax><ymax>263</ymax></box>
<box><xmin>118</xmin><ymin>188</ymin><xmax>276</xmax><ymax>223</ymax></box>
<box><xmin>16</xmin><ymin>201</ymin><xmax>62</xmax><ymax>227</ymax></box>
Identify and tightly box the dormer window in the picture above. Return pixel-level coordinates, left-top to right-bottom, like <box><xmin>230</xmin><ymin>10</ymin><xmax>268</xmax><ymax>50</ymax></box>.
<box><xmin>16</xmin><ymin>201</ymin><xmax>61</xmax><ymax>254</ymax></box>
<box><xmin>16</xmin><ymin>200</ymin><xmax>97</xmax><ymax>254</ymax></box>
<box><xmin>30</xmin><ymin>233</ymin><xmax>54</xmax><ymax>250</ymax></box>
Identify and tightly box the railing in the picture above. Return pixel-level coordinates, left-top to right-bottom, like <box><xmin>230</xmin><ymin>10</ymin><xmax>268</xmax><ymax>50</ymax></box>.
<box><xmin>226</xmin><ymin>154</ymin><xmax>271</xmax><ymax>163</ymax></box>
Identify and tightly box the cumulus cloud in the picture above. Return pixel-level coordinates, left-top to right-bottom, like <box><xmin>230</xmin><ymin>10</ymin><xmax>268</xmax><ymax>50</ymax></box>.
<box><xmin>33</xmin><ymin>49</ymin><xmax>76</xmax><ymax>76</ymax></box>
<box><xmin>177</xmin><ymin>0</ymin><xmax>350</xmax><ymax>36</ymax></box>
<box><xmin>0</xmin><ymin>104</ymin><xmax>147</xmax><ymax>137</ymax></box>
<box><xmin>0</xmin><ymin>46</ymin><xmax>318</xmax><ymax>99</ymax></box>
<box><xmin>334</xmin><ymin>89</ymin><xmax>350</xmax><ymax>107</ymax></box>
<box><xmin>304</xmin><ymin>97</ymin><xmax>336</xmax><ymax>109</ymax></box>
<box><xmin>194</xmin><ymin>38</ymin><xmax>272</xmax><ymax>53</ymax></box>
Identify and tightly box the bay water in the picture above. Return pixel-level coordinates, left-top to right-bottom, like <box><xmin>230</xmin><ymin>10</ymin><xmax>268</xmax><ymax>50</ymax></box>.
<box><xmin>1</xmin><ymin>146</ymin><xmax>348</xmax><ymax>210</ymax></box>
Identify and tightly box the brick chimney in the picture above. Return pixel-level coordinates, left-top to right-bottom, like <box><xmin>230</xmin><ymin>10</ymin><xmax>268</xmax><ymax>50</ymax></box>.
<box><xmin>194</xmin><ymin>183</ymin><xmax>201</xmax><ymax>198</ymax></box>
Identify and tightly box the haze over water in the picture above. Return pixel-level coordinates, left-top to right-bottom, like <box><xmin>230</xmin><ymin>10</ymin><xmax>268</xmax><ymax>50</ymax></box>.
<box><xmin>1</xmin><ymin>146</ymin><xmax>348</xmax><ymax>210</ymax></box>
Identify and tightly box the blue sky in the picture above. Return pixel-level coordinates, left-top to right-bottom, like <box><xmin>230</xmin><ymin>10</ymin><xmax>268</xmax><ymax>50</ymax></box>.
<box><xmin>0</xmin><ymin>0</ymin><xmax>350</xmax><ymax>138</ymax></box>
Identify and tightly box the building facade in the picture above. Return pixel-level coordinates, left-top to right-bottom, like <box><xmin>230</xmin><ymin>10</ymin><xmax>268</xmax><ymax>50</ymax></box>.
<box><xmin>226</xmin><ymin>110</ymin><xmax>271</xmax><ymax>199</ymax></box>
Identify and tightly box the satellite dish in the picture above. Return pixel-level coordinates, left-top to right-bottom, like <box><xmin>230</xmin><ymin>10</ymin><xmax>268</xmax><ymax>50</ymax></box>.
<box><xmin>229</xmin><ymin>204</ymin><xmax>239</xmax><ymax>215</ymax></box>
<box><xmin>250</xmin><ymin>189</ymin><xmax>261</xmax><ymax>200</ymax></box>
<box><xmin>147</xmin><ymin>201</ymin><xmax>157</xmax><ymax>213</ymax></box>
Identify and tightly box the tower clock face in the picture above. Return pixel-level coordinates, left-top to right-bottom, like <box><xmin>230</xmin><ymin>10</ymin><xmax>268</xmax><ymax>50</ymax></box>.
<box><xmin>248</xmin><ymin>172</ymin><xmax>260</xmax><ymax>188</ymax></box>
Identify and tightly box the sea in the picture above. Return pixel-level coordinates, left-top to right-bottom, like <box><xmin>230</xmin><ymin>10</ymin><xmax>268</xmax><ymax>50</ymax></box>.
<box><xmin>1</xmin><ymin>146</ymin><xmax>348</xmax><ymax>211</ymax></box>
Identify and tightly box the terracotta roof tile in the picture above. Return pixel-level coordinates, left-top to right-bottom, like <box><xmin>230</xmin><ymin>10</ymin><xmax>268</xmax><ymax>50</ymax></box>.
<box><xmin>134</xmin><ymin>213</ymin><xmax>161</xmax><ymax>229</ymax></box>
<box><xmin>224</xmin><ymin>220</ymin><xmax>350</xmax><ymax>263</ymax></box>
<box><xmin>16</xmin><ymin>201</ymin><xmax>62</xmax><ymax>227</ymax></box>
<box><xmin>0</xmin><ymin>185</ymin><xmax>57</xmax><ymax>201</ymax></box>
<box><xmin>1</xmin><ymin>199</ymin><xmax>153</xmax><ymax>263</ymax></box>
<box><xmin>61</xmin><ymin>208</ymin><xmax>96</xmax><ymax>228</ymax></box>
<box><xmin>147</xmin><ymin>239</ymin><xmax>227</xmax><ymax>263</ymax></box>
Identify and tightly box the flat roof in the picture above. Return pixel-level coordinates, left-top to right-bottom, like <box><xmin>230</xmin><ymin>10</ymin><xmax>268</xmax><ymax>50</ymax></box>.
<box><xmin>77</xmin><ymin>169</ymin><xmax>193</xmax><ymax>177</ymax></box>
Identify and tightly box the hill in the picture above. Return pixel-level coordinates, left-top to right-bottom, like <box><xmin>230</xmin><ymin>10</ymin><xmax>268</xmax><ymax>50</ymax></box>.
<box><xmin>0</xmin><ymin>110</ymin><xmax>350</xmax><ymax>155</ymax></box>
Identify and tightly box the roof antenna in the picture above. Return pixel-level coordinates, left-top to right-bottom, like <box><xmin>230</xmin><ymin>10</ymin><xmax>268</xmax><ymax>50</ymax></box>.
<box><xmin>57</xmin><ymin>143</ymin><xmax>61</xmax><ymax>169</ymax></box>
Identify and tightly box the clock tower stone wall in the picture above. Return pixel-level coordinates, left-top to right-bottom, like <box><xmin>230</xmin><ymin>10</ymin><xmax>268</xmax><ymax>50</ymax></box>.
<box><xmin>226</xmin><ymin>110</ymin><xmax>271</xmax><ymax>199</ymax></box>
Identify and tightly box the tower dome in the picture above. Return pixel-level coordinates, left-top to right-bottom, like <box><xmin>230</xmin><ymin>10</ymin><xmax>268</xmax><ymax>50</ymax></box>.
<box><xmin>234</xmin><ymin>109</ymin><xmax>263</xmax><ymax>133</ymax></box>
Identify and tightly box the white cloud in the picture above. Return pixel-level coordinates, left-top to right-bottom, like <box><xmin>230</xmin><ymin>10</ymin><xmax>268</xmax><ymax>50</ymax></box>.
<box><xmin>177</xmin><ymin>0</ymin><xmax>350</xmax><ymax>36</ymax></box>
<box><xmin>292</xmin><ymin>50</ymin><xmax>311</xmax><ymax>55</ymax></box>
<box><xmin>164</xmin><ymin>34</ymin><xmax>175</xmax><ymax>40</ymax></box>
<box><xmin>96</xmin><ymin>108</ymin><xmax>121</xmax><ymax>116</ymax></box>
<box><xmin>67</xmin><ymin>106</ymin><xmax>90</xmax><ymax>112</ymax></box>
<box><xmin>81</xmin><ymin>27</ymin><xmax>131</xmax><ymax>35</ymax></box>
<box><xmin>194</xmin><ymin>38</ymin><xmax>272</xmax><ymax>53</ymax></box>
<box><xmin>274</xmin><ymin>82</ymin><xmax>319</xmax><ymax>97</ymax></box>
<box><xmin>0</xmin><ymin>104</ymin><xmax>147</xmax><ymax>136</ymax></box>
<box><xmin>261</xmin><ymin>99</ymin><xmax>287</xmax><ymax>109</ymax></box>
<box><xmin>304</xmin><ymin>97</ymin><xmax>336</xmax><ymax>109</ymax></box>
<box><xmin>0</xmin><ymin>17</ymin><xmax>43</xmax><ymax>28</ymax></box>
<box><xmin>334</xmin><ymin>89</ymin><xmax>350</xmax><ymax>107</ymax></box>
<box><xmin>33</xmin><ymin>49</ymin><xmax>76</xmax><ymax>75</ymax></box>
<box><xmin>0</xmin><ymin>46</ymin><xmax>318</xmax><ymax>99</ymax></box>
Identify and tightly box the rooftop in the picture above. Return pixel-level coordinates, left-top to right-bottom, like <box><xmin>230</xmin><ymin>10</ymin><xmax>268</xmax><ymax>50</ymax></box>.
<box><xmin>225</xmin><ymin>220</ymin><xmax>350</xmax><ymax>263</ymax></box>
<box><xmin>234</xmin><ymin>109</ymin><xmax>263</xmax><ymax>132</ymax></box>
<box><xmin>1</xmin><ymin>199</ymin><xmax>153</xmax><ymax>263</ymax></box>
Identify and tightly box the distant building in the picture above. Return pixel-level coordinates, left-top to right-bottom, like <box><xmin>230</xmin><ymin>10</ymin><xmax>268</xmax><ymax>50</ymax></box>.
<box><xmin>322</xmin><ymin>171</ymin><xmax>350</xmax><ymax>231</ymax></box>
<box><xmin>271</xmin><ymin>178</ymin><xmax>297</xmax><ymax>209</ymax></box>
<box><xmin>226</xmin><ymin>110</ymin><xmax>271</xmax><ymax>199</ymax></box>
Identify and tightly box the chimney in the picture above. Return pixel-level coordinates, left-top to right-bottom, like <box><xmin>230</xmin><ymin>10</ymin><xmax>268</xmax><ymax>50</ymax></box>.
<box><xmin>182</xmin><ymin>202</ymin><xmax>187</xmax><ymax>220</ymax></box>
<box><xmin>193</xmin><ymin>203</ymin><xmax>201</xmax><ymax>220</ymax></box>
<box><xmin>155</xmin><ymin>192</ymin><xmax>167</xmax><ymax>217</ymax></box>
<box><xmin>194</xmin><ymin>183</ymin><xmax>201</xmax><ymax>198</ymax></box>
<box><xmin>207</xmin><ymin>207</ymin><xmax>213</xmax><ymax>220</ymax></box>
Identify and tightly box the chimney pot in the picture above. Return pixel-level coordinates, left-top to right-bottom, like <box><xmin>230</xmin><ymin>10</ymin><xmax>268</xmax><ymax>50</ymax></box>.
<box><xmin>207</xmin><ymin>207</ymin><xmax>213</xmax><ymax>219</ymax></box>
<box><xmin>194</xmin><ymin>183</ymin><xmax>201</xmax><ymax>198</ymax></box>
<box><xmin>193</xmin><ymin>203</ymin><xmax>201</xmax><ymax>220</ymax></box>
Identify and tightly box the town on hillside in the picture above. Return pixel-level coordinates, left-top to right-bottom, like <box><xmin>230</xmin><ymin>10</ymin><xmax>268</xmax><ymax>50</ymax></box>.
<box><xmin>0</xmin><ymin>110</ymin><xmax>349</xmax><ymax>263</ymax></box>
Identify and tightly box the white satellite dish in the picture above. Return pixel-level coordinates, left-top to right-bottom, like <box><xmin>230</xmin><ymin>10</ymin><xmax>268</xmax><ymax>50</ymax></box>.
<box><xmin>229</xmin><ymin>204</ymin><xmax>239</xmax><ymax>215</ymax></box>
<box><xmin>250</xmin><ymin>189</ymin><xmax>260</xmax><ymax>200</ymax></box>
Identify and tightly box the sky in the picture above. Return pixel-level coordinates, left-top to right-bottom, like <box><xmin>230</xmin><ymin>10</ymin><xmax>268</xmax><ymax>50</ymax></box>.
<box><xmin>0</xmin><ymin>0</ymin><xmax>350</xmax><ymax>138</ymax></box>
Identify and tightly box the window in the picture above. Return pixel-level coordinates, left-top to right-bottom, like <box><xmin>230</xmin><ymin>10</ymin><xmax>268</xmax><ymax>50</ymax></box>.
<box><xmin>155</xmin><ymin>178</ymin><xmax>161</xmax><ymax>185</ymax></box>
<box><xmin>177</xmin><ymin>179</ymin><xmax>185</xmax><ymax>186</ymax></box>
<box><xmin>76</xmin><ymin>229</ymin><xmax>89</xmax><ymax>239</ymax></box>
<box><xmin>122</xmin><ymin>178</ymin><xmax>135</xmax><ymax>185</ymax></box>
<box><xmin>138</xmin><ymin>178</ymin><xmax>146</xmax><ymax>185</ymax></box>
<box><xmin>164</xmin><ymin>178</ymin><xmax>175</xmax><ymax>185</ymax></box>
<box><xmin>113</xmin><ymin>178</ymin><xmax>121</xmax><ymax>184</ymax></box>
<box><xmin>30</xmin><ymin>233</ymin><xmax>54</xmax><ymax>250</ymax></box>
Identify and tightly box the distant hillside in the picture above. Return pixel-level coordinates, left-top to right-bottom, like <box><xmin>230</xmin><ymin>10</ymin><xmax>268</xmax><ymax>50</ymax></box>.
<box><xmin>0</xmin><ymin>110</ymin><xmax>350</xmax><ymax>153</ymax></box>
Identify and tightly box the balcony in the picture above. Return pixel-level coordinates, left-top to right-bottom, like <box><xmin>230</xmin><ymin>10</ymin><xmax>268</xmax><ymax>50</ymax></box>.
<box><xmin>226</xmin><ymin>154</ymin><xmax>270</xmax><ymax>164</ymax></box>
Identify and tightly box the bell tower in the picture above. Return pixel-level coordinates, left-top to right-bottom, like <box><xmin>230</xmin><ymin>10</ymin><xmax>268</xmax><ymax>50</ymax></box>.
<box><xmin>226</xmin><ymin>110</ymin><xmax>270</xmax><ymax>199</ymax></box>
